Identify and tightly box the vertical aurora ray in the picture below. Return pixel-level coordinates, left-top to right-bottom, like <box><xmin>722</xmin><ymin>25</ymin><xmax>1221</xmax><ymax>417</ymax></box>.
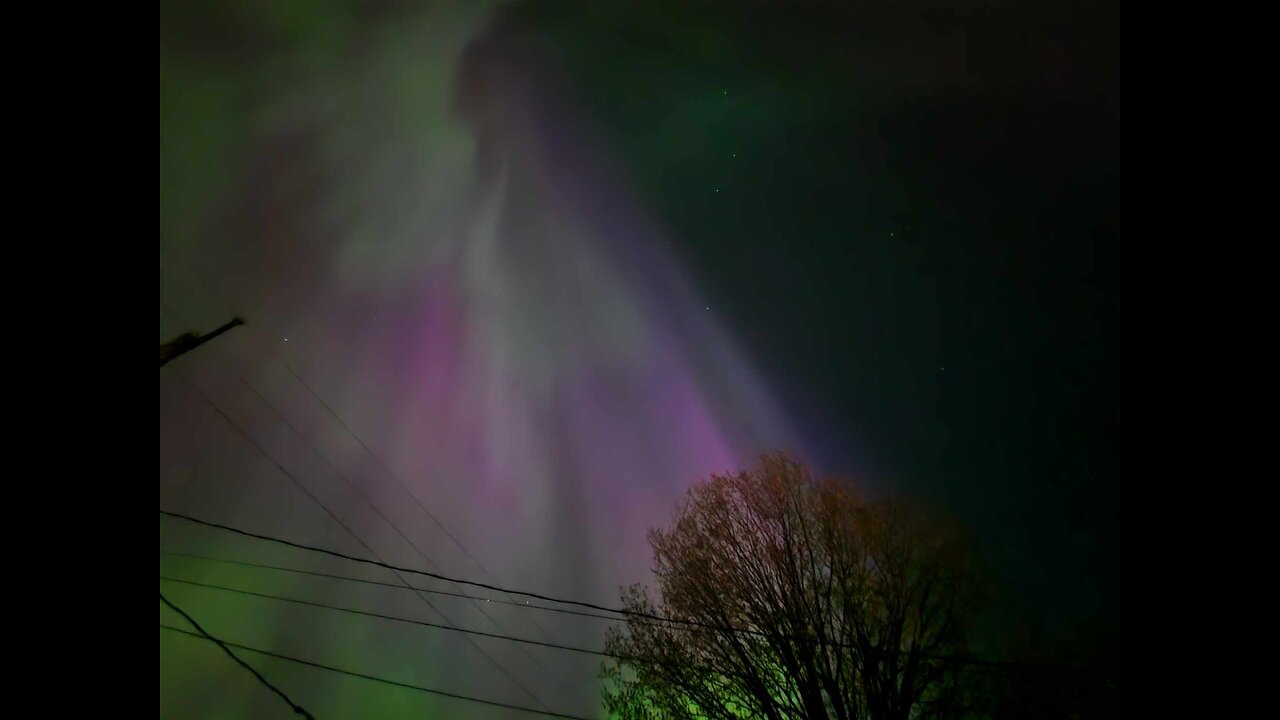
<box><xmin>161</xmin><ymin>3</ymin><xmax>817</xmax><ymax>717</ymax></box>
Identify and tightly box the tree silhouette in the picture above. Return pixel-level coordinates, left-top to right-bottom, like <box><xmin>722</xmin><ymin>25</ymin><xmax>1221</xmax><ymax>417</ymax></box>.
<box><xmin>601</xmin><ymin>453</ymin><xmax>980</xmax><ymax>720</ymax></box>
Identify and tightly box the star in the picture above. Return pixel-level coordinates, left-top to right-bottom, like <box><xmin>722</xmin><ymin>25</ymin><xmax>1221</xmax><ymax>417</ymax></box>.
<box><xmin>283</xmin><ymin>337</ymin><xmax>289</xmax><ymax>342</ymax></box>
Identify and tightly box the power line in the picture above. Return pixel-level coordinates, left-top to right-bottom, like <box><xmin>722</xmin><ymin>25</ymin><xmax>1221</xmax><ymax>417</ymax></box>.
<box><xmin>158</xmin><ymin>554</ymin><xmax>1023</xmax><ymax>681</ymax></box>
<box><xmin>160</xmin><ymin>592</ymin><xmax>315</xmax><ymax>719</ymax></box>
<box><xmin>236</xmin><ymin>372</ymin><xmax>552</xmax><ymax>663</ymax></box>
<box><xmin>160</xmin><ymin>574</ymin><xmax>632</xmax><ymax>661</ymax></box>
<box><xmin>158</xmin><ymin>296</ymin><xmax>560</xmax><ymax>712</ymax></box>
<box><xmin>276</xmin><ymin>361</ymin><xmax>555</xmax><ymax>641</ymax></box>
<box><xmin>167</xmin><ymin>368</ymin><xmax>377</xmax><ymax>574</ymax></box>
<box><xmin>159</xmin><ymin>568</ymin><xmax>1009</xmax><ymax>701</ymax></box>
<box><xmin>162</xmin><ymin>368</ymin><xmax>549</xmax><ymax>710</ymax></box>
<box><xmin>161</xmin><ymin>507</ymin><xmax>633</xmax><ymax>620</ymax></box>
<box><xmin>159</xmin><ymin>507</ymin><xmax>810</xmax><ymax>641</ymax></box>
<box><xmin>159</xmin><ymin>509</ymin><xmax>1077</xmax><ymax>672</ymax></box>
<box><xmin>159</xmin><ymin>624</ymin><xmax>594</xmax><ymax>720</ymax></box>
<box><xmin>163</xmin><ymin>287</ymin><xmax>552</xmax><ymax>653</ymax></box>
<box><xmin>160</xmin><ymin>550</ymin><xmax>629</xmax><ymax>623</ymax></box>
<box><xmin>161</xmin><ymin>249</ymin><xmax>554</xmax><ymax>643</ymax></box>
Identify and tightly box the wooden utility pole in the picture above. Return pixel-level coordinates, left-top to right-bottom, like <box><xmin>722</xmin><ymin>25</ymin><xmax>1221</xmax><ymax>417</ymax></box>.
<box><xmin>160</xmin><ymin>317</ymin><xmax>245</xmax><ymax>367</ymax></box>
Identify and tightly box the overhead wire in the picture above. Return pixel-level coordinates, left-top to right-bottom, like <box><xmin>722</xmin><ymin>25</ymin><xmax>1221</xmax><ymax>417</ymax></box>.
<box><xmin>159</xmin><ymin>508</ymin><xmax>1076</xmax><ymax>672</ymax></box>
<box><xmin>160</xmin><ymin>574</ymin><xmax>632</xmax><ymax>661</ymax></box>
<box><xmin>164</xmin><ymin>282</ymin><xmax>552</xmax><ymax>658</ymax></box>
<box><xmin>160</xmin><ymin>254</ymin><xmax>1082</xmax><ymax>678</ymax></box>
<box><xmin>161</xmin><ymin>362</ymin><xmax>549</xmax><ymax>711</ymax></box>
<box><xmin>161</xmin><ymin>246</ymin><xmax>555</xmax><ymax>643</ymax></box>
<box><xmin>235</xmin><ymin>372</ymin><xmax>550</xmax><ymax>668</ymax></box>
<box><xmin>160</xmin><ymin>550</ymin><xmax>628</xmax><ymax>623</ymax></box>
<box><xmin>159</xmin><ymin>624</ymin><xmax>593</xmax><ymax>720</ymax></box>
<box><xmin>160</xmin><ymin>592</ymin><xmax>316</xmax><ymax>719</ymax></box>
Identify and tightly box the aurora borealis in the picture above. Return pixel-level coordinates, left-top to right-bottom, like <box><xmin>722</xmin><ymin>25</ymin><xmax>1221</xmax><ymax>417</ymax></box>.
<box><xmin>161</xmin><ymin>3</ymin><xmax>808</xmax><ymax>717</ymax></box>
<box><xmin>161</xmin><ymin>1</ymin><xmax>1118</xmax><ymax>718</ymax></box>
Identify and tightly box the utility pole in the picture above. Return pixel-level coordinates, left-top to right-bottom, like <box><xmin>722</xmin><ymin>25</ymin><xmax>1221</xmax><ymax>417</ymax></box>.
<box><xmin>160</xmin><ymin>317</ymin><xmax>245</xmax><ymax>367</ymax></box>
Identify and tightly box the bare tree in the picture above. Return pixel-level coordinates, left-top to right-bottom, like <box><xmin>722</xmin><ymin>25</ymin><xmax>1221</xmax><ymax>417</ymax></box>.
<box><xmin>601</xmin><ymin>453</ymin><xmax>979</xmax><ymax>720</ymax></box>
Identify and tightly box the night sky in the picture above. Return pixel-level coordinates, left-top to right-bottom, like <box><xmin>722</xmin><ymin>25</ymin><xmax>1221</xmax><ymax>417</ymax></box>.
<box><xmin>161</xmin><ymin>1</ymin><xmax>1118</xmax><ymax>717</ymax></box>
<box><xmin>514</xmin><ymin>0</ymin><xmax>1119</xmax><ymax>657</ymax></box>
